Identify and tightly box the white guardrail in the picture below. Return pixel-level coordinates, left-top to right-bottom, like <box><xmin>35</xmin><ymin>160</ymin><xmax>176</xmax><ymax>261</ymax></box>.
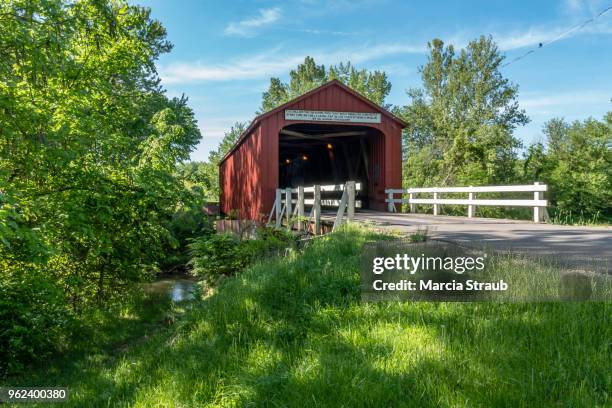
<box><xmin>268</xmin><ymin>181</ymin><xmax>360</xmax><ymax>234</ymax></box>
<box><xmin>385</xmin><ymin>182</ymin><xmax>548</xmax><ymax>223</ymax></box>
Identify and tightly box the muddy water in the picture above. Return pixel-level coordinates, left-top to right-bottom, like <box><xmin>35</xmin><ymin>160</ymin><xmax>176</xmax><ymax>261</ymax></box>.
<box><xmin>144</xmin><ymin>276</ymin><xmax>197</xmax><ymax>302</ymax></box>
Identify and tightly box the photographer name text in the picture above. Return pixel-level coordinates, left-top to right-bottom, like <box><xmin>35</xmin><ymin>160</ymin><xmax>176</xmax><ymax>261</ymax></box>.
<box><xmin>372</xmin><ymin>279</ymin><xmax>508</xmax><ymax>291</ymax></box>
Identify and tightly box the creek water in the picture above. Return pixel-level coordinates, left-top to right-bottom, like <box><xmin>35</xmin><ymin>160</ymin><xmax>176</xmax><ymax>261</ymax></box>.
<box><xmin>143</xmin><ymin>276</ymin><xmax>198</xmax><ymax>302</ymax></box>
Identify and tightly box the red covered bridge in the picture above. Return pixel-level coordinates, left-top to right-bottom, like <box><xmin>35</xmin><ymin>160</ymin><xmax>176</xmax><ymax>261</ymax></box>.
<box><xmin>219</xmin><ymin>80</ymin><xmax>406</xmax><ymax>220</ymax></box>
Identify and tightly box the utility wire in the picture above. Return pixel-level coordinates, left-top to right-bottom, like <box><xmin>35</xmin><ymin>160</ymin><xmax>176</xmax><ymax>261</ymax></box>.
<box><xmin>502</xmin><ymin>4</ymin><xmax>612</xmax><ymax>67</ymax></box>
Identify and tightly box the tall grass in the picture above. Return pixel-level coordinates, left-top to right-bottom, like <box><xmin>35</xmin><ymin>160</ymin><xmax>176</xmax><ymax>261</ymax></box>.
<box><xmin>548</xmin><ymin>207</ymin><xmax>609</xmax><ymax>226</ymax></box>
<box><xmin>7</xmin><ymin>225</ymin><xmax>611</xmax><ymax>407</ymax></box>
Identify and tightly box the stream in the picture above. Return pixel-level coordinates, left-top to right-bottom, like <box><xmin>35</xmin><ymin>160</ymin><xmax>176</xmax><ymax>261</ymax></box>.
<box><xmin>143</xmin><ymin>275</ymin><xmax>198</xmax><ymax>302</ymax></box>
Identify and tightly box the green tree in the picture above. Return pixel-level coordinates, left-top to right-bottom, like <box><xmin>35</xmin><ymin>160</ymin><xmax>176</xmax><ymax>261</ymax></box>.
<box><xmin>260</xmin><ymin>57</ymin><xmax>392</xmax><ymax>112</ymax></box>
<box><xmin>398</xmin><ymin>36</ymin><xmax>529</xmax><ymax>187</ymax></box>
<box><xmin>0</xmin><ymin>0</ymin><xmax>201</xmax><ymax>370</ymax></box>
<box><xmin>328</xmin><ymin>62</ymin><xmax>392</xmax><ymax>108</ymax></box>
<box><xmin>181</xmin><ymin>122</ymin><xmax>247</xmax><ymax>201</ymax></box>
<box><xmin>160</xmin><ymin>117</ymin><xmax>245</xmax><ymax>274</ymax></box>
<box><xmin>208</xmin><ymin>122</ymin><xmax>248</xmax><ymax>163</ymax></box>
<box><xmin>524</xmin><ymin>113</ymin><xmax>612</xmax><ymax>221</ymax></box>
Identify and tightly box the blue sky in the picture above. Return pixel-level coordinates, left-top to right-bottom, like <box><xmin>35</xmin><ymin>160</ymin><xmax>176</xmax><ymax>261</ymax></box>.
<box><xmin>136</xmin><ymin>0</ymin><xmax>612</xmax><ymax>162</ymax></box>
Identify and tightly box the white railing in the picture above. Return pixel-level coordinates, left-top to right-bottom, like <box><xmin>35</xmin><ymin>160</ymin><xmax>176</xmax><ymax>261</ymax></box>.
<box><xmin>385</xmin><ymin>182</ymin><xmax>548</xmax><ymax>223</ymax></box>
<box><xmin>267</xmin><ymin>181</ymin><xmax>360</xmax><ymax>234</ymax></box>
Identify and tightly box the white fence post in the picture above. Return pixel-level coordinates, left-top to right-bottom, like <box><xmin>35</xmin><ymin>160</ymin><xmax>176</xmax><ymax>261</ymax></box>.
<box><xmin>347</xmin><ymin>181</ymin><xmax>355</xmax><ymax>221</ymax></box>
<box><xmin>333</xmin><ymin>185</ymin><xmax>349</xmax><ymax>231</ymax></box>
<box><xmin>285</xmin><ymin>187</ymin><xmax>292</xmax><ymax>230</ymax></box>
<box><xmin>297</xmin><ymin>186</ymin><xmax>304</xmax><ymax>231</ymax></box>
<box><xmin>313</xmin><ymin>185</ymin><xmax>321</xmax><ymax>235</ymax></box>
<box><xmin>433</xmin><ymin>191</ymin><xmax>439</xmax><ymax>216</ymax></box>
<box><xmin>534</xmin><ymin>181</ymin><xmax>542</xmax><ymax>223</ymax></box>
<box><xmin>468</xmin><ymin>186</ymin><xmax>475</xmax><ymax>218</ymax></box>
<box><xmin>387</xmin><ymin>191</ymin><xmax>395</xmax><ymax>212</ymax></box>
<box><xmin>275</xmin><ymin>188</ymin><xmax>282</xmax><ymax>228</ymax></box>
<box><xmin>267</xmin><ymin>200</ymin><xmax>276</xmax><ymax>225</ymax></box>
<box><xmin>409</xmin><ymin>192</ymin><xmax>415</xmax><ymax>213</ymax></box>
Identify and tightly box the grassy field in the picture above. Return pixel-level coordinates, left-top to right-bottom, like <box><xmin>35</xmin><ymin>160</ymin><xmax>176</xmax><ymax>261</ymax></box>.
<box><xmin>6</xmin><ymin>226</ymin><xmax>611</xmax><ymax>407</ymax></box>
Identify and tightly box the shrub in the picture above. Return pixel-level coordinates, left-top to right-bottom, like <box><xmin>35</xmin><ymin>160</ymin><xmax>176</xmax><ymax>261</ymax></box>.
<box><xmin>0</xmin><ymin>262</ymin><xmax>71</xmax><ymax>375</ymax></box>
<box><xmin>188</xmin><ymin>233</ymin><xmax>250</xmax><ymax>282</ymax></box>
<box><xmin>161</xmin><ymin>201</ymin><xmax>215</xmax><ymax>273</ymax></box>
<box><xmin>247</xmin><ymin>226</ymin><xmax>295</xmax><ymax>254</ymax></box>
<box><xmin>188</xmin><ymin>226</ymin><xmax>295</xmax><ymax>283</ymax></box>
<box><xmin>523</xmin><ymin>115</ymin><xmax>612</xmax><ymax>224</ymax></box>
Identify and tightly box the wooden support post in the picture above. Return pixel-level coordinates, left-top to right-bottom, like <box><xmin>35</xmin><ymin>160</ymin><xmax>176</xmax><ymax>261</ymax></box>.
<box><xmin>314</xmin><ymin>185</ymin><xmax>321</xmax><ymax>235</ymax></box>
<box><xmin>333</xmin><ymin>187</ymin><xmax>349</xmax><ymax>231</ymax></box>
<box><xmin>285</xmin><ymin>187</ymin><xmax>292</xmax><ymax>230</ymax></box>
<box><xmin>297</xmin><ymin>186</ymin><xmax>304</xmax><ymax>231</ymax></box>
<box><xmin>347</xmin><ymin>181</ymin><xmax>355</xmax><ymax>221</ymax></box>
<box><xmin>327</xmin><ymin>150</ymin><xmax>339</xmax><ymax>184</ymax></box>
<box><xmin>468</xmin><ymin>187</ymin><xmax>475</xmax><ymax>218</ymax></box>
<box><xmin>359</xmin><ymin>137</ymin><xmax>370</xmax><ymax>181</ymax></box>
<box><xmin>341</xmin><ymin>143</ymin><xmax>354</xmax><ymax>180</ymax></box>
<box><xmin>433</xmin><ymin>192</ymin><xmax>439</xmax><ymax>216</ymax></box>
<box><xmin>275</xmin><ymin>189</ymin><xmax>282</xmax><ymax>228</ymax></box>
<box><xmin>387</xmin><ymin>191</ymin><xmax>395</xmax><ymax>212</ymax></box>
<box><xmin>534</xmin><ymin>181</ymin><xmax>542</xmax><ymax>223</ymax></box>
<box><xmin>409</xmin><ymin>192</ymin><xmax>416</xmax><ymax>213</ymax></box>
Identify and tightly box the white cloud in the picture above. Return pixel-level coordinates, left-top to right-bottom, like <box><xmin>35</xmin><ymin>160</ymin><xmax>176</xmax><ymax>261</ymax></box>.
<box><xmin>298</xmin><ymin>28</ymin><xmax>360</xmax><ymax>36</ymax></box>
<box><xmin>495</xmin><ymin>28</ymin><xmax>566</xmax><ymax>50</ymax></box>
<box><xmin>161</xmin><ymin>13</ymin><xmax>612</xmax><ymax>84</ymax></box>
<box><xmin>158</xmin><ymin>26</ymin><xmax>577</xmax><ymax>84</ymax></box>
<box><xmin>561</xmin><ymin>0</ymin><xmax>607</xmax><ymax>15</ymax></box>
<box><xmin>199</xmin><ymin>116</ymin><xmax>252</xmax><ymax>134</ymax></box>
<box><xmin>495</xmin><ymin>22</ymin><xmax>611</xmax><ymax>51</ymax></box>
<box><xmin>159</xmin><ymin>42</ymin><xmax>425</xmax><ymax>84</ymax></box>
<box><xmin>520</xmin><ymin>90</ymin><xmax>612</xmax><ymax>116</ymax></box>
<box><xmin>495</xmin><ymin>2</ymin><xmax>612</xmax><ymax>51</ymax></box>
<box><xmin>199</xmin><ymin>126</ymin><xmax>227</xmax><ymax>140</ymax></box>
<box><xmin>160</xmin><ymin>50</ymin><xmax>304</xmax><ymax>83</ymax></box>
<box><xmin>345</xmin><ymin>43</ymin><xmax>427</xmax><ymax>61</ymax></box>
<box><xmin>224</xmin><ymin>8</ymin><xmax>282</xmax><ymax>37</ymax></box>
<box><xmin>564</xmin><ymin>0</ymin><xmax>585</xmax><ymax>13</ymax></box>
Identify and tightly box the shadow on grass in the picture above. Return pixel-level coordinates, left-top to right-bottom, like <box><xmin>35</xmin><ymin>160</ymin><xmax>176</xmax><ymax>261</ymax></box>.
<box><xmin>9</xmin><ymin>228</ymin><xmax>611</xmax><ymax>407</ymax></box>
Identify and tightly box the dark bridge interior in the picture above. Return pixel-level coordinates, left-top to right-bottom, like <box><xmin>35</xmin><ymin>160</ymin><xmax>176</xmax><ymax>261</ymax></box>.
<box><xmin>278</xmin><ymin>123</ymin><xmax>382</xmax><ymax>209</ymax></box>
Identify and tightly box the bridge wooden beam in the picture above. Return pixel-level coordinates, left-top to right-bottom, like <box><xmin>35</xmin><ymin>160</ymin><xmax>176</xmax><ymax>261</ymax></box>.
<box><xmin>280</xmin><ymin>129</ymin><xmax>368</xmax><ymax>139</ymax></box>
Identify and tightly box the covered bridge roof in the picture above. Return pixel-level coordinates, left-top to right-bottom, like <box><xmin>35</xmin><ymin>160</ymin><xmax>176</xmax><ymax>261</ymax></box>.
<box><xmin>219</xmin><ymin>79</ymin><xmax>407</xmax><ymax>164</ymax></box>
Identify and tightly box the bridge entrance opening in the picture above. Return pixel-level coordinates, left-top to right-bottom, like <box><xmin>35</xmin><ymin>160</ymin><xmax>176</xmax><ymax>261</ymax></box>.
<box><xmin>278</xmin><ymin>123</ymin><xmax>384</xmax><ymax>210</ymax></box>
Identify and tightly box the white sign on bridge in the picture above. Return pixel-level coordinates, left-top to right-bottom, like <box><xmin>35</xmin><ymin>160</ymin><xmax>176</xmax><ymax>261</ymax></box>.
<box><xmin>285</xmin><ymin>109</ymin><xmax>381</xmax><ymax>124</ymax></box>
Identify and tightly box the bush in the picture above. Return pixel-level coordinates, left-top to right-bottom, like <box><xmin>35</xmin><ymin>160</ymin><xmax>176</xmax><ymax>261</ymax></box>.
<box><xmin>188</xmin><ymin>226</ymin><xmax>295</xmax><ymax>282</ymax></box>
<box><xmin>161</xmin><ymin>200</ymin><xmax>215</xmax><ymax>273</ymax></box>
<box><xmin>0</xmin><ymin>262</ymin><xmax>71</xmax><ymax>375</ymax></box>
<box><xmin>188</xmin><ymin>233</ymin><xmax>249</xmax><ymax>281</ymax></box>
<box><xmin>524</xmin><ymin>115</ymin><xmax>612</xmax><ymax>224</ymax></box>
<box><xmin>246</xmin><ymin>226</ymin><xmax>295</xmax><ymax>255</ymax></box>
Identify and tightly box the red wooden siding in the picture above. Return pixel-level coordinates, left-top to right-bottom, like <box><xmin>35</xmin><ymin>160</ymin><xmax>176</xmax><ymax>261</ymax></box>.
<box><xmin>220</xmin><ymin>80</ymin><xmax>405</xmax><ymax>219</ymax></box>
<box><xmin>219</xmin><ymin>124</ymin><xmax>265</xmax><ymax>220</ymax></box>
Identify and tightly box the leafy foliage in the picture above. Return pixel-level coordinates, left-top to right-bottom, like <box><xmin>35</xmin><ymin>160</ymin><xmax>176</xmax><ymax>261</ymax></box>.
<box><xmin>523</xmin><ymin>113</ymin><xmax>612</xmax><ymax>222</ymax></box>
<box><xmin>189</xmin><ymin>234</ymin><xmax>248</xmax><ymax>281</ymax></box>
<box><xmin>398</xmin><ymin>36</ymin><xmax>528</xmax><ymax>188</ymax></box>
<box><xmin>0</xmin><ymin>261</ymin><xmax>70</xmax><ymax>375</ymax></box>
<box><xmin>189</xmin><ymin>227</ymin><xmax>295</xmax><ymax>283</ymax></box>
<box><xmin>160</xmin><ymin>198</ymin><xmax>215</xmax><ymax>273</ymax></box>
<box><xmin>180</xmin><ymin>122</ymin><xmax>247</xmax><ymax>201</ymax></box>
<box><xmin>10</xmin><ymin>226</ymin><xmax>610</xmax><ymax>406</ymax></box>
<box><xmin>260</xmin><ymin>57</ymin><xmax>392</xmax><ymax>112</ymax></box>
<box><xmin>0</xmin><ymin>0</ymin><xmax>609</xmax><ymax>379</ymax></box>
<box><xmin>0</xmin><ymin>0</ymin><xmax>201</xmax><ymax>373</ymax></box>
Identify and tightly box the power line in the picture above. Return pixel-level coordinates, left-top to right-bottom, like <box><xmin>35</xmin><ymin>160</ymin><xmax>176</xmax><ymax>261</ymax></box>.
<box><xmin>502</xmin><ymin>4</ymin><xmax>612</xmax><ymax>67</ymax></box>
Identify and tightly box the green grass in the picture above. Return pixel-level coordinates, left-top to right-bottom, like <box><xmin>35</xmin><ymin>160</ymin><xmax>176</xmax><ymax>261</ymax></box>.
<box><xmin>361</xmin><ymin>238</ymin><xmax>612</xmax><ymax>302</ymax></box>
<box><xmin>548</xmin><ymin>208</ymin><xmax>611</xmax><ymax>227</ymax></box>
<box><xmin>5</xmin><ymin>226</ymin><xmax>611</xmax><ymax>407</ymax></box>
